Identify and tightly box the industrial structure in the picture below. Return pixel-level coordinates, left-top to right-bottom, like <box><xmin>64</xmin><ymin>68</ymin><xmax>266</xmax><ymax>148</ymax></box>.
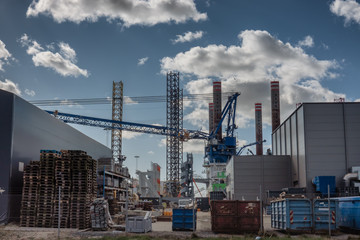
<box><xmin>255</xmin><ymin>103</ymin><xmax>263</xmax><ymax>155</ymax></box>
<box><xmin>271</xmin><ymin>81</ymin><xmax>280</xmax><ymax>131</ymax></box>
<box><xmin>0</xmin><ymin>89</ymin><xmax>112</xmax><ymax>224</ymax></box>
<box><xmin>111</xmin><ymin>81</ymin><xmax>124</xmax><ymax>165</ymax></box>
<box><xmin>272</xmin><ymin>102</ymin><xmax>360</xmax><ymax>197</ymax></box>
<box><xmin>136</xmin><ymin>162</ymin><xmax>161</xmax><ymax>198</ymax></box>
<box><xmin>166</xmin><ymin>72</ymin><xmax>183</xmax><ymax>197</ymax></box>
<box><xmin>180</xmin><ymin>153</ymin><xmax>194</xmax><ymax>197</ymax></box>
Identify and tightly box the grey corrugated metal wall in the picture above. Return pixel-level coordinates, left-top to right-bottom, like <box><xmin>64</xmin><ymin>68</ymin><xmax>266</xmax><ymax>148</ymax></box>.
<box><xmin>226</xmin><ymin>155</ymin><xmax>291</xmax><ymax>201</ymax></box>
<box><xmin>0</xmin><ymin>89</ymin><xmax>112</xmax><ymax>224</ymax></box>
<box><xmin>272</xmin><ymin>103</ymin><xmax>360</xmax><ymax>197</ymax></box>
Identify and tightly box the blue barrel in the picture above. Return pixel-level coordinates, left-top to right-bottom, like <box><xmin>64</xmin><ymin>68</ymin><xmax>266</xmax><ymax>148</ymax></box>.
<box><xmin>172</xmin><ymin>208</ymin><xmax>196</xmax><ymax>231</ymax></box>
<box><xmin>335</xmin><ymin>196</ymin><xmax>360</xmax><ymax>230</ymax></box>
<box><xmin>313</xmin><ymin>199</ymin><xmax>337</xmax><ymax>231</ymax></box>
<box><xmin>271</xmin><ymin>199</ymin><xmax>312</xmax><ymax>231</ymax></box>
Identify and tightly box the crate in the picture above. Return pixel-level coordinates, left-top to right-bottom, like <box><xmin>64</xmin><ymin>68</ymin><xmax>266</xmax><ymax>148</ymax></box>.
<box><xmin>172</xmin><ymin>208</ymin><xmax>196</xmax><ymax>231</ymax></box>
<box><xmin>126</xmin><ymin>216</ymin><xmax>152</xmax><ymax>233</ymax></box>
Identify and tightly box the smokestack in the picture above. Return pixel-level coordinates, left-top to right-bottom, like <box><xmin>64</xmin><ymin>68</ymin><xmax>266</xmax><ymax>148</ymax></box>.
<box><xmin>209</xmin><ymin>103</ymin><xmax>214</xmax><ymax>134</ymax></box>
<box><xmin>213</xmin><ymin>81</ymin><xmax>222</xmax><ymax>140</ymax></box>
<box><xmin>255</xmin><ymin>103</ymin><xmax>263</xmax><ymax>155</ymax></box>
<box><xmin>271</xmin><ymin>81</ymin><xmax>280</xmax><ymax>132</ymax></box>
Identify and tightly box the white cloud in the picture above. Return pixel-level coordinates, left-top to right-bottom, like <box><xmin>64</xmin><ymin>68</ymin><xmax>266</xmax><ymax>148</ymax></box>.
<box><xmin>0</xmin><ymin>40</ymin><xmax>13</xmax><ymax>71</ymax></box>
<box><xmin>148</xmin><ymin>150</ymin><xmax>155</xmax><ymax>155</ymax></box>
<box><xmin>19</xmin><ymin>34</ymin><xmax>88</xmax><ymax>77</ymax></box>
<box><xmin>298</xmin><ymin>35</ymin><xmax>314</xmax><ymax>48</ymax></box>
<box><xmin>138</xmin><ymin>57</ymin><xmax>149</xmax><ymax>66</ymax></box>
<box><xmin>122</xmin><ymin>131</ymin><xmax>143</xmax><ymax>139</ymax></box>
<box><xmin>25</xmin><ymin>89</ymin><xmax>36</xmax><ymax>97</ymax></box>
<box><xmin>59</xmin><ymin>42</ymin><xmax>76</xmax><ymax>62</ymax></box>
<box><xmin>183</xmin><ymin>139</ymin><xmax>206</xmax><ymax>154</ymax></box>
<box><xmin>355</xmin><ymin>98</ymin><xmax>360</xmax><ymax>102</ymax></box>
<box><xmin>26</xmin><ymin>0</ymin><xmax>207</xmax><ymax>27</ymax></box>
<box><xmin>0</xmin><ymin>79</ymin><xmax>21</xmax><ymax>96</ymax></box>
<box><xmin>330</xmin><ymin>0</ymin><xmax>360</xmax><ymax>25</ymax></box>
<box><xmin>161</xmin><ymin>30</ymin><xmax>344</xmax><ymax>129</ymax></box>
<box><xmin>124</xmin><ymin>96</ymin><xmax>138</xmax><ymax>104</ymax></box>
<box><xmin>172</xmin><ymin>31</ymin><xmax>204</xmax><ymax>44</ymax></box>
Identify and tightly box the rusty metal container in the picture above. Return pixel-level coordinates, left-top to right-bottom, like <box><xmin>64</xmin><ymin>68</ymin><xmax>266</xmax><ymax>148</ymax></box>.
<box><xmin>211</xmin><ymin>200</ymin><xmax>260</xmax><ymax>233</ymax></box>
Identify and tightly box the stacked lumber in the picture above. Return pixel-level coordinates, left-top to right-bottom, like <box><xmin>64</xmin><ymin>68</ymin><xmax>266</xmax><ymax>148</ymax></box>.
<box><xmin>20</xmin><ymin>161</ymin><xmax>40</xmax><ymax>227</ymax></box>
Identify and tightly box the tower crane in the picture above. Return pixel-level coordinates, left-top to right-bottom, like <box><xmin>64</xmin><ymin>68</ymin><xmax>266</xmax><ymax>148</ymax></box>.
<box><xmin>46</xmin><ymin>92</ymin><xmax>241</xmax><ymax>170</ymax></box>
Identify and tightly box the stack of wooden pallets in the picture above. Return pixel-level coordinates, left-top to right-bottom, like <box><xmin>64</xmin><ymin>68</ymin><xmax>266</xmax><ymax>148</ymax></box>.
<box><xmin>52</xmin><ymin>150</ymin><xmax>72</xmax><ymax>228</ymax></box>
<box><xmin>69</xmin><ymin>150</ymin><xmax>94</xmax><ymax>229</ymax></box>
<box><xmin>36</xmin><ymin>150</ymin><xmax>61</xmax><ymax>227</ymax></box>
<box><xmin>20</xmin><ymin>161</ymin><xmax>40</xmax><ymax>227</ymax></box>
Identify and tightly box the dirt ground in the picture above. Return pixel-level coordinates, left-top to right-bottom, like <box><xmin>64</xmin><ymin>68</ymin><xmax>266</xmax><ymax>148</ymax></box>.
<box><xmin>1</xmin><ymin>212</ymin><xmax>359</xmax><ymax>240</ymax></box>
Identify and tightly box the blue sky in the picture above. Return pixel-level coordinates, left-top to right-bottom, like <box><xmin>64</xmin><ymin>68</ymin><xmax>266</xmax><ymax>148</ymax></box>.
<box><xmin>1</xmin><ymin>0</ymin><xmax>360</xmax><ymax>180</ymax></box>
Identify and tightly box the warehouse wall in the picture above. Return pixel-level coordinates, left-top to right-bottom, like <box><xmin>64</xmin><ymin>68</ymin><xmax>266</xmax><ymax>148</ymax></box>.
<box><xmin>0</xmin><ymin>91</ymin><xmax>14</xmax><ymax>224</ymax></box>
<box><xmin>226</xmin><ymin>155</ymin><xmax>291</xmax><ymax>201</ymax></box>
<box><xmin>0</xmin><ymin>89</ymin><xmax>112</xmax><ymax>224</ymax></box>
<box><xmin>272</xmin><ymin>103</ymin><xmax>360</xmax><ymax>197</ymax></box>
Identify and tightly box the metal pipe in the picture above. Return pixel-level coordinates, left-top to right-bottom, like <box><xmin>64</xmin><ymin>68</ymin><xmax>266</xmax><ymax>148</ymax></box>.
<box><xmin>343</xmin><ymin>172</ymin><xmax>358</xmax><ymax>187</ymax></box>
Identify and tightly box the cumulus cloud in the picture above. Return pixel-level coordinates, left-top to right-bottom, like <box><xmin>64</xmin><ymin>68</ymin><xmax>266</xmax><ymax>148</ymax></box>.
<box><xmin>161</xmin><ymin>30</ymin><xmax>344</xmax><ymax>131</ymax></box>
<box><xmin>330</xmin><ymin>0</ymin><xmax>360</xmax><ymax>25</ymax></box>
<box><xmin>138</xmin><ymin>57</ymin><xmax>149</xmax><ymax>66</ymax></box>
<box><xmin>0</xmin><ymin>40</ymin><xmax>13</xmax><ymax>71</ymax></box>
<box><xmin>183</xmin><ymin>139</ymin><xmax>206</xmax><ymax>154</ymax></box>
<box><xmin>172</xmin><ymin>31</ymin><xmax>204</xmax><ymax>44</ymax></box>
<box><xmin>25</xmin><ymin>89</ymin><xmax>36</xmax><ymax>97</ymax></box>
<box><xmin>0</xmin><ymin>79</ymin><xmax>21</xmax><ymax>96</ymax></box>
<box><xmin>19</xmin><ymin>34</ymin><xmax>88</xmax><ymax>77</ymax></box>
<box><xmin>298</xmin><ymin>35</ymin><xmax>314</xmax><ymax>48</ymax></box>
<box><xmin>148</xmin><ymin>150</ymin><xmax>155</xmax><ymax>155</ymax></box>
<box><xmin>26</xmin><ymin>0</ymin><xmax>207</xmax><ymax>27</ymax></box>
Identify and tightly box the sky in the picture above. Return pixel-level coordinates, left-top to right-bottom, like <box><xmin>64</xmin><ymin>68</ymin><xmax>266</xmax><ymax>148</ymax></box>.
<box><xmin>1</xmin><ymin>0</ymin><xmax>360</xmax><ymax>181</ymax></box>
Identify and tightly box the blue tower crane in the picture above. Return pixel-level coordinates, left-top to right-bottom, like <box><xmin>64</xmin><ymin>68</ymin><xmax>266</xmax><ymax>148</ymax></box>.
<box><xmin>46</xmin><ymin>93</ymin><xmax>241</xmax><ymax>164</ymax></box>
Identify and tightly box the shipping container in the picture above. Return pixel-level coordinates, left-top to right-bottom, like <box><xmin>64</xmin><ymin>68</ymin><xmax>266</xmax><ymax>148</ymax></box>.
<box><xmin>313</xmin><ymin>199</ymin><xmax>337</xmax><ymax>231</ymax></box>
<box><xmin>211</xmin><ymin>200</ymin><xmax>260</xmax><ymax>233</ymax></box>
<box><xmin>172</xmin><ymin>208</ymin><xmax>196</xmax><ymax>231</ymax></box>
<box><xmin>271</xmin><ymin>199</ymin><xmax>312</xmax><ymax>232</ymax></box>
<box><xmin>334</xmin><ymin>196</ymin><xmax>360</xmax><ymax>231</ymax></box>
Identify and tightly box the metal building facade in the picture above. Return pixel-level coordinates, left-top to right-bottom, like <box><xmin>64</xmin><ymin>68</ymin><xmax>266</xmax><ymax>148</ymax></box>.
<box><xmin>226</xmin><ymin>155</ymin><xmax>291</xmax><ymax>201</ymax></box>
<box><xmin>272</xmin><ymin>103</ymin><xmax>360</xmax><ymax>195</ymax></box>
<box><xmin>0</xmin><ymin>90</ymin><xmax>112</xmax><ymax>224</ymax></box>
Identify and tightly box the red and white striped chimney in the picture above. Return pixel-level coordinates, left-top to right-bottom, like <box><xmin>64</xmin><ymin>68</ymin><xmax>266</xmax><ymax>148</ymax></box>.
<box><xmin>255</xmin><ymin>103</ymin><xmax>263</xmax><ymax>155</ymax></box>
<box><xmin>213</xmin><ymin>81</ymin><xmax>222</xmax><ymax>140</ymax></box>
<box><xmin>271</xmin><ymin>81</ymin><xmax>280</xmax><ymax>132</ymax></box>
<box><xmin>209</xmin><ymin>103</ymin><xmax>214</xmax><ymax>134</ymax></box>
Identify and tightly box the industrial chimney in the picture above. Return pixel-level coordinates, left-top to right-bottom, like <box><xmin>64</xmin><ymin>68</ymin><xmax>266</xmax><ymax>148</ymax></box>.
<box><xmin>271</xmin><ymin>81</ymin><xmax>280</xmax><ymax>132</ymax></box>
<box><xmin>255</xmin><ymin>103</ymin><xmax>263</xmax><ymax>155</ymax></box>
<box><xmin>213</xmin><ymin>81</ymin><xmax>222</xmax><ymax>140</ymax></box>
<box><xmin>209</xmin><ymin>103</ymin><xmax>214</xmax><ymax>134</ymax></box>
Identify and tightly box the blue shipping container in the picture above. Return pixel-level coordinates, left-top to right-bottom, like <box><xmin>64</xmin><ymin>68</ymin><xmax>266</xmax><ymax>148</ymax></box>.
<box><xmin>172</xmin><ymin>208</ymin><xmax>196</xmax><ymax>231</ymax></box>
<box><xmin>334</xmin><ymin>196</ymin><xmax>360</xmax><ymax>230</ymax></box>
<box><xmin>313</xmin><ymin>199</ymin><xmax>337</xmax><ymax>231</ymax></box>
<box><xmin>271</xmin><ymin>199</ymin><xmax>312</xmax><ymax>231</ymax></box>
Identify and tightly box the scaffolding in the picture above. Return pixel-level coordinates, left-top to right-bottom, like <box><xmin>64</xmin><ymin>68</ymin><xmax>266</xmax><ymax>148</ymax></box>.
<box><xmin>112</xmin><ymin>81</ymin><xmax>124</xmax><ymax>165</ymax></box>
<box><xmin>166</xmin><ymin>72</ymin><xmax>183</xmax><ymax>197</ymax></box>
